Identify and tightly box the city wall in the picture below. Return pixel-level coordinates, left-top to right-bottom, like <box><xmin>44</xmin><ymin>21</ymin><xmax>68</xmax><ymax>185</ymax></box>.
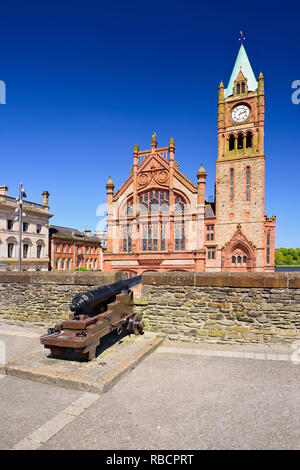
<box><xmin>135</xmin><ymin>272</ymin><xmax>300</xmax><ymax>344</ymax></box>
<box><xmin>0</xmin><ymin>271</ymin><xmax>126</xmax><ymax>325</ymax></box>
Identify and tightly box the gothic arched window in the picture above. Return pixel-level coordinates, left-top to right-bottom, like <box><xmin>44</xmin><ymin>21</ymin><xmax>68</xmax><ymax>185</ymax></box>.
<box><xmin>229</xmin><ymin>134</ymin><xmax>235</xmax><ymax>151</ymax></box>
<box><xmin>241</xmin><ymin>82</ymin><xmax>245</xmax><ymax>93</ymax></box>
<box><xmin>246</xmin><ymin>132</ymin><xmax>252</xmax><ymax>148</ymax></box>
<box><xmin>238</xmin><ymin>133</ymin><xmax>244</xmax><ymax>149</ymax></box>
<box><xmin>236</xmin><ymin>83</ymin><xmax>240</xmax><ymax>94</ymax></box>
<box><xmin>125</xmin><ymin>191</ymin><xmax>187</xmax><ymax>253</ymax></box>
<box><xmin>246</xmin><ymin>166</ymin><xmax>251</xmax><ymax>201</ymax></box>
<box><xmin>266</xmin><ymin>231</ymin><xmax>271</xmax><ymax>265</ymax></box>
<box><xmin>230</xmin><ymin>168</ymin><xmax>234</xmax><ymax>202</ymax></box>
<box><xmin>232</xmin><ymin>256</ymin><xmax>236</xmax><ymax>264</ymax></box>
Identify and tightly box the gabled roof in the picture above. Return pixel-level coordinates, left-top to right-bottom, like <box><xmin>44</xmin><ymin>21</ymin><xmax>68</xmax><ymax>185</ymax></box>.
<box><xmin>113</xmin><ymin>151</ymin><xmax>197</xmax><ymax>201</ymax></box>
<box><xmin>205</xmin><ymin>203</ymin><xmax>215</xmax><ymax>218</ymax></box>
<box><xmin>224</xmin><ymin>44</ymin><xmax>257</xmax><ymax>98</ymax></box>
<box><xmin>50</xmin><ymin>225</ymin><xmax>100</xmax><ymax>242</ymax></box>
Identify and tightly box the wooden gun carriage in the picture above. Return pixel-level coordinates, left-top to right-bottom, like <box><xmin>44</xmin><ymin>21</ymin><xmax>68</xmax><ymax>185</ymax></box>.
<box><xmin>40</xmin><ymin>276</ymin><xmax>144</xmax><ymax>361</ymax></box>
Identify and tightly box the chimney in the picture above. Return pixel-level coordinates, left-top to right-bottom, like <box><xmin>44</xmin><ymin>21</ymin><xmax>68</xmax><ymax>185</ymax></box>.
<box><xmin>84</xmin><ymin>230</ymin><xmax>91</xmax><ymax>237</ymax></box>
<box><xmin>0</xmin><ymin>185</ymin><xmax>8</xmax><ymax>196</ymax></box>
<box><xmin>42</xmin><ymin>191</ymin><xmax>50</xmax><ymax>207</ymax></box>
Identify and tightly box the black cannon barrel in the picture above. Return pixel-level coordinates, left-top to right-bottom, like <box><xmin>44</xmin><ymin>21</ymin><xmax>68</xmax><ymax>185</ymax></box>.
<box><xmin>70</xmin><ymin>275</ymin><xmax>142</xmax><ymax>316</ymax></box>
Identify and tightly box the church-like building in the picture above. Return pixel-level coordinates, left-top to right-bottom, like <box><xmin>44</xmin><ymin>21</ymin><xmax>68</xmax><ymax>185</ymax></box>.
<box><xmin>104</xmin><ymin>43</ymin><xmax>276</xmax><ymax>275</ymax></box>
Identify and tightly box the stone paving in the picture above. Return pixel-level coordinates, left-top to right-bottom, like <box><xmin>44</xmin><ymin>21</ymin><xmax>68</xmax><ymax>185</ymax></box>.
<box><xmin>0</xmin><ymin>322</ymin><xmax>162</xmax><ymax>393</ymax></box>
<box><xmin>1</xmin><ymin>322</ymin><xmax>300</xmax><ymax>450</ymax></box>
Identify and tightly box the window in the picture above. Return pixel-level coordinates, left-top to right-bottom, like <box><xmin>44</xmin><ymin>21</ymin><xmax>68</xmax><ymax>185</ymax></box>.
<box><xmin>238</xmin><ymin>133</ymin><xmax>244</xmax><ymax>149</ymax></box>
<box><xmin>56</xmin><ymin>258</ymin><xmax>60</xmax><ymax>270</ymax></box>
<box><xmin>230</xmin><ymin>168</ymin><xmax>234</xmax><ymax>203</ymax></box>
<box><xmin>62</xmin><ymin>244</ymin><xmax>66</xmax><ymax>253</ymax></box>
<box><xmin>241</xmin><ymin>82</ymin><xmax>245</xmax><ymax>93</ymax></box>
<box><xmin>56</xmin><ymin>244</ymin><xmax>60</xmax><ymax>253</ymax></box>
<box><xmin>8</xmin><ymin>243</ymin><xmax>14</xmax><ymax>258</ymax></box>
<box><xmin>232</xmin><ymin>256</ymin><xmax>236</xmax><ymax>264</ymax></box>
<box><xmin>207</xmin><ymin>247</ymin><xmax>215</xmax><ymax>260</ymax></box>
<box><xmin>142</xmin><ymin>224</ymin><xmax>159</xmax><ymax>252</ymax></box>
<box><xmin>206</xmin><ymin>225</ymin><xmax>214</xmax><ymax>241</ymax></box>
<box><xmin>246</xmin><ymin>132</ymin><xmax>252</xmax><ymax>148</ymax></box>
<box><xmin>237</xmin><ymin>83</ymin><xmax>240</xmax><ymax>94</ymax></box>
<box><xmin>77</xmin><ymin>246</ymin><xmax>81</xmax><ymax>253</ymax></box>
<box><xmin>123</xmin><ymin>226</ymin><xmax>132</xmax><ymax>253</ymax></box>
<box><xmin>36</xmin><ymin>225</ymin><xmax>42</xmax><ymax>234</ymax></box>
<box><xmin>243</xmin><ymin>256</ymin><xmax>247</xmax><ymax>264</ymax></box>
<box><xmin>23</xmin><ymin>222</ymin><xmax>28</xmax><ymax>232</ymax></box>
<box><xmin>237</xmin><ymin>256</ymin><xmax>241</xmax><ymax>264</ymax></box>
<box><xmin>246</xmin><ymin>166</ymin><xmax>251</xmax><ymax>201</ymax></box>
<box><xmin>161</xmin><ymin>223</ymin><xmax>166</xmax><ymax>251</ymax></box>
<box><xmin>7</xmin><ymin>220</ymin><xmax>13</xmax><ymax>230</ymax></box>
<box><xmin>37</xmin><ymin>245</ymin><xmax>42</xmax><ymax>258</ymax></box>
<box><xmin>23</xmin><ymin>244</ymin><xmax>29</xmax><ymax>258</ymax></box>
<box><xmin>134</xmin><ymin>190</ymin><xmax>173</xmax><ymax>214</ymax></box>
<box><xmin>175</xmin><ymin>223</ymin><xmax>185</xmax><ymax>251</ymax></box>
<box><xmin>266</xmin><ymin>232</ymin><xmax>271</xmax><ymax>264</ymax></box>
<box><xmin>229</xmin><ymin>135</ymin><xmax>235</xmax><ymax>151</ymax></box>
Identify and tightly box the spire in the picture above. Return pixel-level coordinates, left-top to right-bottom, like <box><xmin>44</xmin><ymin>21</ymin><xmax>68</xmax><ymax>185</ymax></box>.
<box><xmin>197</xmin><ymin>163</ymin><xmax>207</xmax><ymax>178</ymax></box>
<box><xmin>224</xmin><ymin>44</ymin><xmax>257</xmax><ymax>98</ymax></box>
<box><xmin>106</xmin><ymin>176</ymin><xmax>114</xmax><ymax>190</ymax></box>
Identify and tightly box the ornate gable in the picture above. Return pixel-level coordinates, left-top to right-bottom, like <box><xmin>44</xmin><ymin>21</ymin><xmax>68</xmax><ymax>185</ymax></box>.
<box><xmin>137</xmin><ymin>155</ymin><xmax>169</xmax><ymax>191</ymax></box>
<box><xmin>221</xmin><ymin>224</ymin><xmax>257</xmax><ymax>271</ymax></box>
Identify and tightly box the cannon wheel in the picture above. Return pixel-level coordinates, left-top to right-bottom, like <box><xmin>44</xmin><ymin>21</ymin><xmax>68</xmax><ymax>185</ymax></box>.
<box><xmin>127</xmin><ymin>313</ymin><xmax>144</xmax><ymax>335</ymax></box>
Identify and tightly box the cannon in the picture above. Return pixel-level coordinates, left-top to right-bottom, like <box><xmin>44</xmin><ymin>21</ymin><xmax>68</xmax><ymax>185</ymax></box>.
<box><xmin>40</xmin><ymin>275</ymin><xmax>144</xmax><ymax>361</ymax></box>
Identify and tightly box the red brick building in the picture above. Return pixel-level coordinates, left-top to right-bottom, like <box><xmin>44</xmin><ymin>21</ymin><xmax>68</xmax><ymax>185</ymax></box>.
<box><xmin>49</xmin><ymin>226</ymin><xmax>102</xmax><ymax>271</ymax></box>
<box><xmin>104</xmin><ymin>43</ymin><xmax>276</xmax><ymax>275</ymax></box>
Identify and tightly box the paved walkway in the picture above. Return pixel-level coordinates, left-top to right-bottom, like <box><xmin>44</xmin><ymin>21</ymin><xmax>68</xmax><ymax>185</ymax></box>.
<box><xmin>1</xmin><ymin>322</ymin><xmax>300</xmax><ymax>450</ymax></box>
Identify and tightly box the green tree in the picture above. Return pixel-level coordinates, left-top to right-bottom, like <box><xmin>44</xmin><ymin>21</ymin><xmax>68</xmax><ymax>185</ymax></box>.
<box><xmin>275</xmin><ymin>248</ymin><xmax>300</xmax><ymax>265</ymax></box>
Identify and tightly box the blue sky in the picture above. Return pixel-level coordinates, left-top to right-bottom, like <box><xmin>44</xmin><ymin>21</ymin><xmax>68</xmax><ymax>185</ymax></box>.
<box><xmin>0</xmin><ymin>1</ymin><xmax>299</xmax><ymax>247</ymax></box>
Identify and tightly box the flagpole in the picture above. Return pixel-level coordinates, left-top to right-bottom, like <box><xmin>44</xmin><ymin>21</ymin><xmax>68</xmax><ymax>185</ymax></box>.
<box><xmin>18</xmin><ymin>182</ymin><xmax>22</xmax><ymax>272</ymax></box>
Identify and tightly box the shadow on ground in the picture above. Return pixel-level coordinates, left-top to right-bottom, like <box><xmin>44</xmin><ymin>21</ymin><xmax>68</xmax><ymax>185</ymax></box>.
<box><xmin>46</xmin><ymin>329</ymin><xmax>132</xmax><ymax>362</ymax></box>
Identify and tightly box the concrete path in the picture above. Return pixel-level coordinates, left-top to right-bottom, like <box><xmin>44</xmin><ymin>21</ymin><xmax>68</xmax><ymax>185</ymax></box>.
<box><xmin>40</xmin><ymin>345</ymin><xmax>300</xmax><ymax>450</ymax></box>
<box><xmin>1</xmin><ymin>323</ymin><xmax>300</xmax><ymax>450</ymax></box>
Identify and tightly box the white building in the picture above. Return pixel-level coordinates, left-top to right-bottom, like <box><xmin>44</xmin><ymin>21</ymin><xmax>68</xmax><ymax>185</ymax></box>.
<box><xmin>0</xmin><ymin>185</ymin><xmax>52</xmax><ymax>271</ymax></box>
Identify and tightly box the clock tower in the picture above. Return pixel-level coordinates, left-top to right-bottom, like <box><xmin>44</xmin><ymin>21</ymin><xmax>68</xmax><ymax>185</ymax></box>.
<box><xmin>214</xmin><ymin>41</ymin><xmax>275</xmax><ymax>271</ymax></box>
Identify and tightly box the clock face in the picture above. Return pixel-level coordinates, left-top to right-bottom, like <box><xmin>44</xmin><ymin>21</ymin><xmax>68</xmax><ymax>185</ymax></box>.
<box><xmin>231</xmin><ymin>105</ymin><xmax>250</xmax><ymax>123</ymax></box>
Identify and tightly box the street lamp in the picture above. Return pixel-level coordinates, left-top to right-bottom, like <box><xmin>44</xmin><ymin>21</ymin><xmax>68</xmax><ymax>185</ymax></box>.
<box><xmin>14</xmin><ymin>183</ymin><xmax>27</xmax><ymax>272</ymax></box>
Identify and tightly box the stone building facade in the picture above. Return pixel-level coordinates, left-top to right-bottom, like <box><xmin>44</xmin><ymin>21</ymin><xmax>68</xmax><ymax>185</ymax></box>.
<box><xmin>104</xmin><ymin>43</ymin><xmax>276</xmax><ymax>275</ymax></box>
<box><xmin>49</xmin><ymin>226</ymin><xmax>103</xmax><ymax>271</ymax></box>
<box><xmin>0</xmin><ymin>186</ymin><xmax>52</xmax><ymax>271</ymax></box>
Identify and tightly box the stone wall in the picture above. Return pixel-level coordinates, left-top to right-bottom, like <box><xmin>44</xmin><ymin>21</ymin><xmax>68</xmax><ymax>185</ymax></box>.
<box><xmin>135</xmin><ymin>272</ymin><xmax>300</xmax><ymax>344</ymax></box>
<box><xmin>0</xmin><ymin>271</ymin><xmax>126</xmax><ymax>326</ymax></box>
